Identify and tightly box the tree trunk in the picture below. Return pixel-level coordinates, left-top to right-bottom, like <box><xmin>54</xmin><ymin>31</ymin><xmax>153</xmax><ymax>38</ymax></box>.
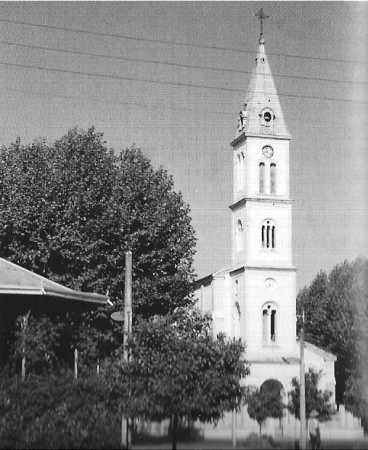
<box><xmin>172</xmin><ymin>414</ymin><xmax>178</xmax><ymax>450</ymax></box>
<box><xmin>259</xmin><ymin>422</ymin><xmax>262</xmax><ymax>436</ymax></box>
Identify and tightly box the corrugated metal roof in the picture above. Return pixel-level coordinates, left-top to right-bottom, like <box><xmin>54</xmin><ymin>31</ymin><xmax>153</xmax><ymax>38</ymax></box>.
<box><xmin>0</xmin><ymin>257</ymin><xmax>107</xmax><ymax>305</ymax></box>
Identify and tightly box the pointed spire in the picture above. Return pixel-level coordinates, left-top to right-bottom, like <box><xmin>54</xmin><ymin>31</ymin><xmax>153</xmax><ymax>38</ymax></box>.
<box><xmin>236</xmin><ymin>11</ymin><xmax>291</xmax><ymax>138</ymax></box>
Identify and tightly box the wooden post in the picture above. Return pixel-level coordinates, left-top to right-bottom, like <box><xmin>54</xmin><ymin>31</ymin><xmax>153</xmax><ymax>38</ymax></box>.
<box><xmin>20</xmin><ymin>311</ymin><xmax>30</xmax><ymax>381</ymax></box>
<box><xmin>74</xmin><ymin>348</ymin><xmax>78</xmax><ymax>381</ymax></box>
<box><xmin>122</xmin><ymin>251</ymin><xmax>132</xmax><ymax>450</ymax></box>
<box><xmin>299</xmin><ymin>311</ymin><xmax>306</xmax><ymax>450</ymax></box>
<box><xmin>21</xmin><ymin>355</ymin><xmax>26</xmax><ymax>381</ymax></box>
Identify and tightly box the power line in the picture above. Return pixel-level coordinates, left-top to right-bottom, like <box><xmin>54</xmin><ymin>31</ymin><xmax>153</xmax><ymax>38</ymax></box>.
<box><xmin>0</xmin><ymin>17</ymin><xmax>366</xmax><ymax>66</ymax></box>
<box><xmin>0</xmin><ymin>60</ymin><xmax>367</xmax><ymax>105</ymax></box>
<box><xmin>1</xmin><ymin>40</ymin><xmax>366</xmax><ymax>87</ymax></box>
<box><xmin>3</xmin><ymin>86</ymin><xmax>231</xmax><ymax>117</ymax></box>
<box><xmin>0</xmin><ymin>60</ymin><xmax>238</xmax><ymax>92</ymax></box>
<box><xmin>4</xmin><ymin>86</ymin><xmax>367</xmax><ymax>129</ymax></box>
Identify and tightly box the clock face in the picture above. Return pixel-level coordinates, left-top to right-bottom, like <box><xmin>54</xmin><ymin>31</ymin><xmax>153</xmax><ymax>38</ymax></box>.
<box><xmin>262</xmin><ymin>145</ymin><xmax>274</xmax><ymax>158</ymax></box>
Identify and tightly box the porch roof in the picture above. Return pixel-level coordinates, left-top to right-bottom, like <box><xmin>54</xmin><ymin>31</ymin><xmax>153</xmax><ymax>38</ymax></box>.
<box><xmin>0</xmin><ymin>257</ymin><xmax>107</xmax><ymax>305</ymax></box>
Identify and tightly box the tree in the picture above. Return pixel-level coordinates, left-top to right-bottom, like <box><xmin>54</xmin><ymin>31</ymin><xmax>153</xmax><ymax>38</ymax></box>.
<box><xmin>297</xmin><ymin>258</ymin><xmax>368</xmax><ymax>409</ymax></box>
<box><xmin>246</xmin><ymin>386</ymin><xmax>284</xmax><ymax>435</ymax></box>
<box><xmin>288</xmin><ymin>368</ymin><xmax>333</xmax><ymax>421</ymax></box>
<box><xmin>12</xmin><ymin>315</ymin><xmax>63</xmax><ymax>376</ymax></box>
<box><xmin>0</xmin><ymin>127</ymin><xmax>196</xmax><ymax>367</ymax></box>
<box><xmin>122</xmin><ymin>308</ymin><xmax>249</xmax><ymax>450</ymax></box>
<box><xmin>344</xmin><ymin>374</ymin><xmax>368</xmax><ymax>433</ymax></box>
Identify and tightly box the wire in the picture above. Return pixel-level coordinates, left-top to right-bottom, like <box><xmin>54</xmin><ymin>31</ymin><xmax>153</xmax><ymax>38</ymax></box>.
<box><xmin>4</xmin><ymin>86</ymin><xmax>367</xmax><ymax>130</ymax></box>
<box><xmin>3</xmin><ymin>86</ymin><xmax>231</xmax><ymax>117</ymax></box>
<box><xmin>0</xmin><ymin>17</ymin><xmax>366</xmax><ymax>66</ymax></box>
<box><xmin>0</xmin><ymin>60</ymin><xmax>366</xmax><ymax>105</ymax></box>
<box><xmin>1</xmin><ymin>40</ymin><xmax>366</xmax><ymax>87</ymax></box>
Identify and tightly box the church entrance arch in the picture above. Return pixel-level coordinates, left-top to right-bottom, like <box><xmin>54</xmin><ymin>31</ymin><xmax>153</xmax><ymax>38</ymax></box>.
<box><xmin>260</xmin><ymin>379</ymin><xmax>285</xmax><ymax>436</ymax></box>
<box><xmin>260</xmin><ymin>378</ymin><xmax>284</xmax><ymax>398</ymax></box>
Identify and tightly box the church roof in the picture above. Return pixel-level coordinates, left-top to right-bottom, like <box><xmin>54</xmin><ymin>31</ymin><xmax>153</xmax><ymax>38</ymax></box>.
<box><xmin>248</xmin><ymin>355</ymin><xmax>300</xmax><ymax>364</ymax></box>
<box><xmin>240</xmin><ymin>36</ymin><xmax>291</xmax><ymax>138</ymax></box>
<box><xmin>0</xmin><ymin>257</ymin><xmax>107</xmax><ymax>305</ymax></box>
<box><xmin>304</xmin><ymin>340</ymin><xmax>337</xmax><ymax>362</ymax></box>
<box><xmin>194</xmin><ymin>263</ymin><xmax>245</xmax><ymax>286</ymax></box>
<box><xmin>245</xmin><ymin>340</ymin><xmax>336</xmax><ymax>365</ymax></box>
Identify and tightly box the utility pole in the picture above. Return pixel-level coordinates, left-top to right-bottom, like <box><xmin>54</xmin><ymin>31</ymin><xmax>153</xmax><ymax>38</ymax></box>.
<box><xmin>123</xmin><ymin>250</ymin><xmax>132</xmax><ymax>362</ymax></box>
<box><xmin>123</xmin><ymin>250</ymin><xmax>132</xmax><ymax>450</ymax></box>
<box><xmin>299</xmin><ymin>309</ymin><xmax>307</xmax><ymax>450</ymax></box>
<box><xmin>111</xmin><ymin>251</ymin><xmax>133</xmax><ymax>450</ymax></box>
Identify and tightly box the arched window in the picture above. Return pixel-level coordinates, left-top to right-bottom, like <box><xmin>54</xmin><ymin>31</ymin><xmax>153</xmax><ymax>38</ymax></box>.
<box><xmin>259</xmin><ymin>162</ymin><xmax>265</xmax><ymax>193</ymax></box>
<box><xmin>233</xmin><ymin>279</ymin><xmax>241</xmax><ymax>338</ymax></box>
<box><xmin>234</xmin><ymin>279</ymin><xmax>239</xmax><ymax>297</ymax></box>
<box><xmin>262</xmin><ymin>302</ymin><xmax>277</xmax><ymax>344</ymax></box>
<box><xmin>236</xmin><ymin>219</ymin><xmax>244</xmax><ymax>251</ymax></box>
<box><xmin>240</xmin><ymin>152</ymin><xmax>245</xmax><ymax>189</ymax></box>
<box><xmin>270</xmin><ymin>163</ymin><xmax>276</xmax><ymax>194</ymax></box>
<box><xmin>235</xmin><ymin>152</ymin><xmax>245</xmax><ymax>191</ymax></box>
<box><xmin>261</xmin><ymin>220</ymin><xmax>276</xmax><ymax>249</ymax></box>
<box><xmin>236</xmin><ymin>154</ymin><xmax>241</xmax><ymax>191</ymax></box>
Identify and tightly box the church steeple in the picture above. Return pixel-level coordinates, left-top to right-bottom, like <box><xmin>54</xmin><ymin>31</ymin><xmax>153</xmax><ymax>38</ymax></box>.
<box><xmin>237</xmin><ymin>11</ymin><xmax>290</xmax><ymax>138</ymax></box>
<box><xmin>231</xmin><ymin>11</ymin><xmax>293</xmax><ymax>268</ymax></box>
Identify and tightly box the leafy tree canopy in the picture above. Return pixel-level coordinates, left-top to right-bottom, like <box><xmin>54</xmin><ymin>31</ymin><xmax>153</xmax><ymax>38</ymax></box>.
<box><xmin>0</xmin><ymin>127</ymin><xmax>197</xmax><ymax>364</ymax></box>
<box><xmin>246</xmin><ymin>385</ymin><xmax>284</xmax><ymax>435</ymax></box>
<box><xmin>288</xmin><ymin>368</ymin><xmax>333</xmax><ymax>421</ymax></box>
<box><xmin>122</xmin><ymin>307</ymin><xmax>249</xmax><ymax>450</ymax></box>
<box><xmin>344</xmin><ymin>374</ymin><xmax>368</xmax><ymax>432</ymax></box>
<box><xmin>297</xmin><ymin>258</ymin><xmax>368</xmax><ymax>406</ymax></box>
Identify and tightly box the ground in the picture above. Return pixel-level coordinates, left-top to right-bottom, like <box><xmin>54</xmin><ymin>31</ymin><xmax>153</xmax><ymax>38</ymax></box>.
<box><xmin>131</xmin><ymin>437</ymin><xmax>368</xmax><ymax>449</ymax></box>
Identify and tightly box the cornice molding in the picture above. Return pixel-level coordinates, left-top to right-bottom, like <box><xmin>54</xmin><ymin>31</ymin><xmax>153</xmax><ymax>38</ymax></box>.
<box><xmin>230</xmin><ymin>131</ymin><xmax>292</xmax><ymax>147</ymax></box>
<box><xmin>229</xmin><ymin>196</ymin><xmax>293</xmax><ymax>210</ymax></box>
<box><xmin>194</xmin><ymin>264</ymin><xmax>296</xmax><ymax>288</ymax></box>
<box><xmin>245</xmin><ymin>265</ymin><xmax>297</xmax><ymax>272</ymax></box>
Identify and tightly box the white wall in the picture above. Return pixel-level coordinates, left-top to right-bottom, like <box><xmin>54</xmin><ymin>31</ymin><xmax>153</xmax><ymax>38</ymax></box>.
<box><xmin>232</xmin><ymin>136</ymin><xmax>290</xmax><ymax>201</ymax></box>
<box><xmin>243</xmin><ymin>268</ymin><xmax>298</xmax><ymax>357</ymax></box>
<box><xmin>232</xmin><ymin>200</ymin><xmax>293</xmax><ymax>267</ymax></box>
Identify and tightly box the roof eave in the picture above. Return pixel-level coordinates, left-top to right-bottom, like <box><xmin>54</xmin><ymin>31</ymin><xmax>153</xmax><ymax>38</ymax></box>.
<box><xmin>0</xmin><ymin>285</ymin><xmax>108</xmax><ymax>305</ymax></box>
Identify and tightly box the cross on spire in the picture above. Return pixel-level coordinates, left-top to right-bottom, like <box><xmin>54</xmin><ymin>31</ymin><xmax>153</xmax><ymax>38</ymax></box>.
<box><xmin>255</xmin><ymin>8</ymin><xmax>269</xmax><ymax>40</ymax></box>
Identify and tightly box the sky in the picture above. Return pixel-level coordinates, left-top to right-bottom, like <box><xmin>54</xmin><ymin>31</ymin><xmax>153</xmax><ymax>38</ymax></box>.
<box><xmin>0</xmin><ymin>1</ymin><xmax>367</xmax><ymax>290</ymax></box>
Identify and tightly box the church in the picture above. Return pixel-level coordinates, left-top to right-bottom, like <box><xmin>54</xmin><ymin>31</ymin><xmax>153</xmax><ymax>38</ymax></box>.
<box><xmin>193</xmin><ymin>13</ymin><xmax>363</xmax><ymax>440</ymax></box>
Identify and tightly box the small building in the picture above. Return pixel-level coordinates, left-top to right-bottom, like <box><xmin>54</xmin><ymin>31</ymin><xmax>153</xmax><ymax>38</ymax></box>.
<box><xmin>0</xmin><ymin>256</ymin><xmax>108</xmax><ymax>366</ymax></box>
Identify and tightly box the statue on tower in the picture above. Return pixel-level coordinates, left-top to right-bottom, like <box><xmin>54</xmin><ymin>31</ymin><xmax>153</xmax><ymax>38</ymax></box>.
<box><xmin>237</xmin><ymin>103</ymin><xmax>248</xmax><ymax>133</ymax></box>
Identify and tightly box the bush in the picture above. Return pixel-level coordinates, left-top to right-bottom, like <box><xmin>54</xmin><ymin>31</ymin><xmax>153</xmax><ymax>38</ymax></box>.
<box><xmin>0</xmin><ymin>371</ymin><xmax>125</xmax><ymax>449</ymax></box>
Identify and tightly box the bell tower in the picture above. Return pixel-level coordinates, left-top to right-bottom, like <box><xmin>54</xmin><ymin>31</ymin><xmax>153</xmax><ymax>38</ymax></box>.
<box><xmin>231</xmin><ymin>10</ymin><xmax>297</xmax><ymax>358</ymax></box>
<box><xmin>194</xmin><ymin>11</ymin><xmax>339</xmax><ymax>429</ymax></box>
